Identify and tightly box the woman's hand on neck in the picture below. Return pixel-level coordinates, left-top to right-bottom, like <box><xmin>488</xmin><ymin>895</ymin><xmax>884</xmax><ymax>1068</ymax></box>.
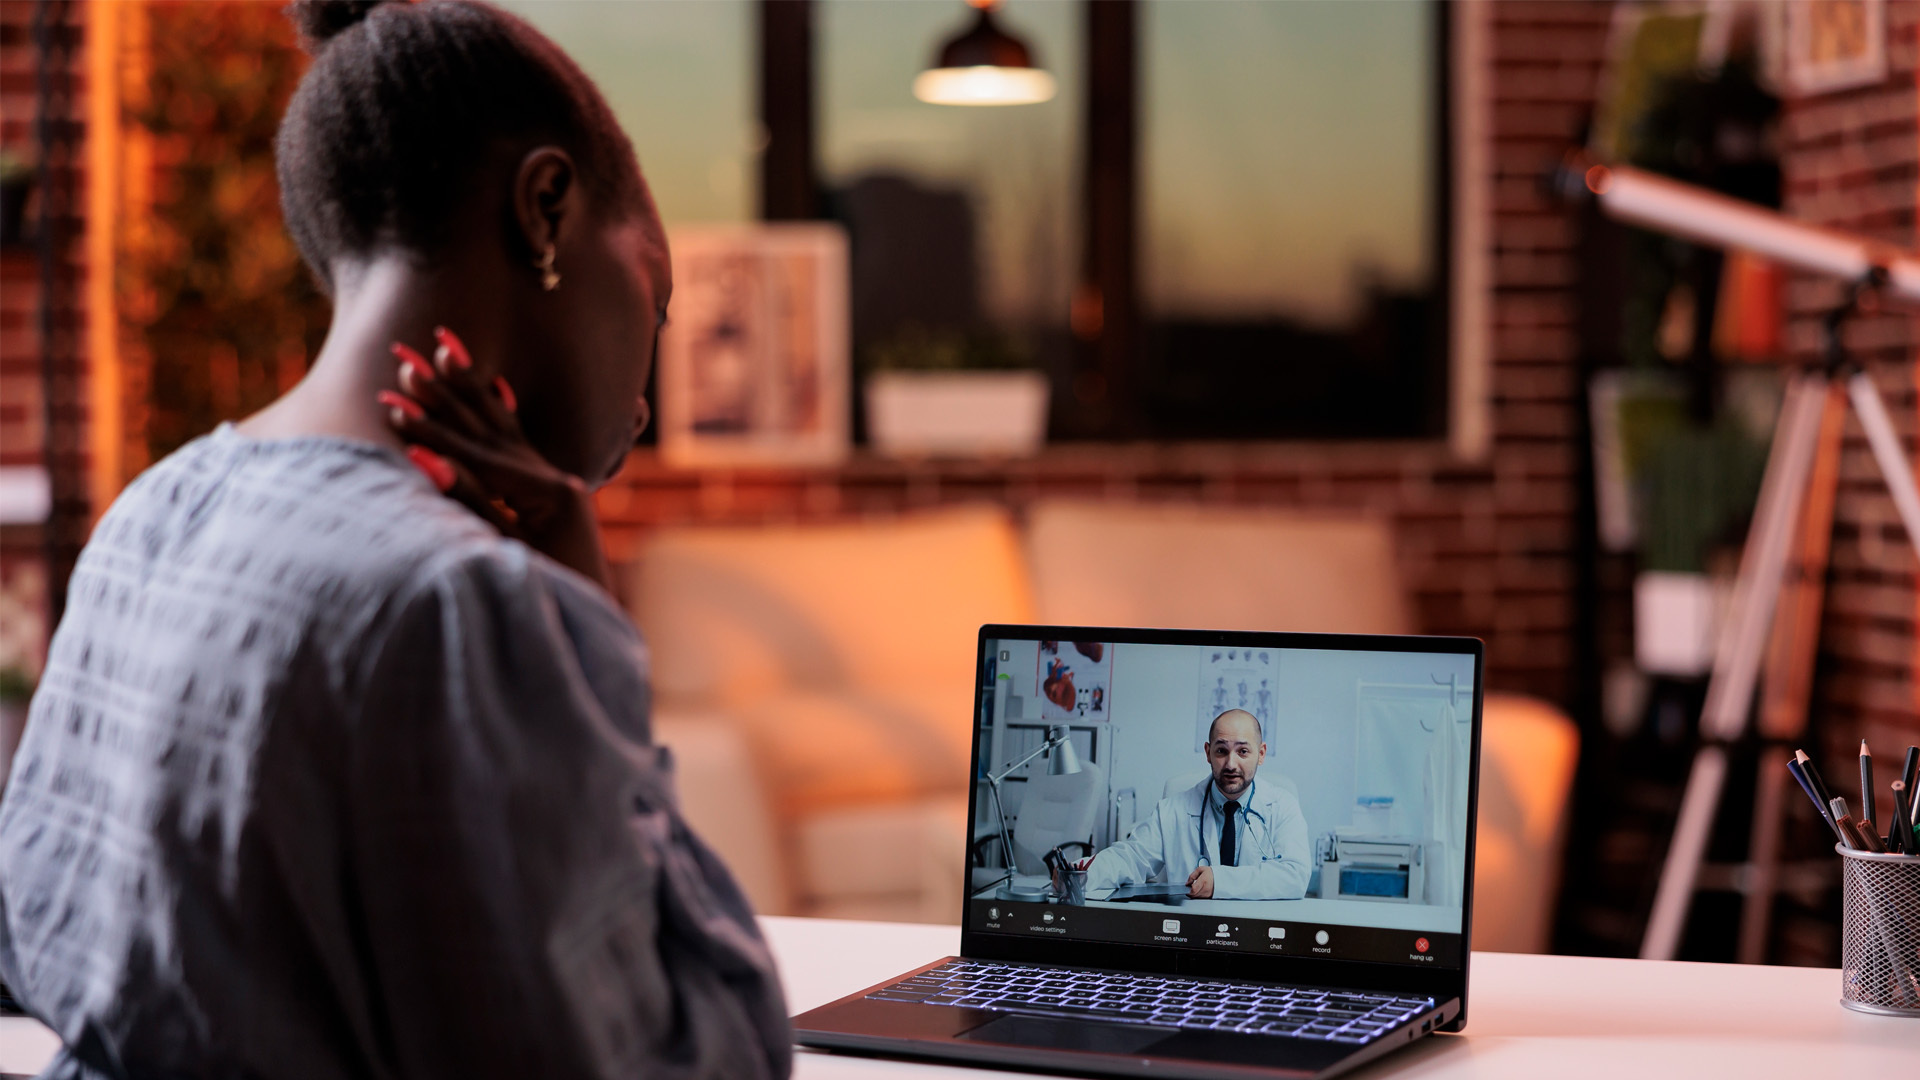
<box><xmin>237</xmin><ymin>251</ymin><xmax>502</xmax><ymax>450</ymax></box>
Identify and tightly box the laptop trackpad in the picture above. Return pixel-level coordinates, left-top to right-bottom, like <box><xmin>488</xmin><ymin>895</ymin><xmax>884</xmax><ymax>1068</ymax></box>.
<box><xmin>959</xmin><ymin>1015</ymin><xmax>1168</xmax><ymax>1054</ymax></box>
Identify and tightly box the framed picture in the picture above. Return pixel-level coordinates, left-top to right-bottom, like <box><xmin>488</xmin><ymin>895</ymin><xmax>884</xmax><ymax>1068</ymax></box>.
<box><xmin>1786</xmin><ymin>0</ymin><xmax>1886</xmax><ymax>95</ymax></box>
<box><xmin>657</xmin><ymin>224</ymin><xmax>850</xmax><ymax>467</ymax></box>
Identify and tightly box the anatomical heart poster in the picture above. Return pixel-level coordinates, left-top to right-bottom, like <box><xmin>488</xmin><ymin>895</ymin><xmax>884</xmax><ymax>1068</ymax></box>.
<box><xmin>1037</xmin><ymin>640</ymin><xmax>1112</xmax><ymax>721</ymax></box>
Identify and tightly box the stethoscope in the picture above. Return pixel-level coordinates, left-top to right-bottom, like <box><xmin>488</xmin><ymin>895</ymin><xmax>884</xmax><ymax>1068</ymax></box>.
<box><xmin>1194</xmin><ymin>779</ymin><xmax>1254</xmax><ymax>870</ymax></box>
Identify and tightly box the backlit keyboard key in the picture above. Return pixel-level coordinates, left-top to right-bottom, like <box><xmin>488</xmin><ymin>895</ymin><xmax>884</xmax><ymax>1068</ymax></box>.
<box><xmin>868</xmin><ymin>960</ymin><xmax>1433</xmax><ymax>1045</ymax></box>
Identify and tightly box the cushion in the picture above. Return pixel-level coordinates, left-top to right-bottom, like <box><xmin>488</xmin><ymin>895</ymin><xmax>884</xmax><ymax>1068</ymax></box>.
<box><xmin>1026</xmin><ymin>500</ymin><xmax>1412</xmax><ymax>635</ymax></box>
<box><xmin>793</xmin><ymin>795</ymin><xmax>969</xmax><ymax>924</ymax></box>
<box><xmin>720</xmin><ymin>684</ymin><xmax>978</xmax><ymax>817</ymax></box>
<box><xmin>1472</xmin><ymin>693</ymin><xmax>1579</xmax><ymax>954</ymax></box>
<box><xmin>650</xmin><ymin>710</ymin><xmax>791</xmax><ymax>915</ymax></box>
<box><xmin>631</xmin><ymin>506</ymin><xmax>1035</xmax><ymax>708</ymax></box>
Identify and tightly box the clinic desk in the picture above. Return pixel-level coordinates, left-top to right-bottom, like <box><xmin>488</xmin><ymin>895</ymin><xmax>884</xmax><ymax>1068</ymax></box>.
<box><xmin>0</xmin><ymin>916</ymin><xmax>1913</xmax><ymax>1076</ymax></box>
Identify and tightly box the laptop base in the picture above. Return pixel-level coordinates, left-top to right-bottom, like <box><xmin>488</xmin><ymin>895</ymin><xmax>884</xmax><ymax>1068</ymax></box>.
<box><xmin>794</xmin><ymin>959</ymin><xmax>1459</xmax><ymax>1080</ymax></box>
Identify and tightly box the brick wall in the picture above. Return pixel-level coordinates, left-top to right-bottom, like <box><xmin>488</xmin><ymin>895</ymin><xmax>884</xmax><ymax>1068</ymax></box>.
<box><xmin>1782</xmin><ymin>4</ymin><xmax>1920</xmax><ymax>762</ymax></box>
<box><xmin>0</xmin><ymin>0</ymin><xmax>87</xmax><ymax>665</ymax></box>
<box><xmin>1</xmin><ymin>0</ymin><xmax>1911</xmax><ymax>753</ymax></box>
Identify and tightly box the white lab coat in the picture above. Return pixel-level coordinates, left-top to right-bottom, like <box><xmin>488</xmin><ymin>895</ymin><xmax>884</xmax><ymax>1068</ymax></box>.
<box><xmin>1087</xmin><ymin>776</ymin><xmax>1311</xmax><ymax>900</ymax></box>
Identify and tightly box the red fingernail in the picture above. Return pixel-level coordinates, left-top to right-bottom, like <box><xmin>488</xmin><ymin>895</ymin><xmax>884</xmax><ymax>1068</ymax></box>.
<box><xmin>434</xmin><ymin>326</ymin><xmax>473</xmax><ymax>370</ymax></box>
<box><xmin>406</xmin><ymin>446</ymin><xmax>455</xmax><ymax>492</ymax></box>
<box><xmin>493</xmin><ymin>375</ymin><xmax>518</xmax><ymax>413</ymax></box>
<box><xmin>377</xmin><ymin>390</ymin><xmax>424</xmax><ymax>421</ymax></box>
<box><xmin>391</xmin><ymin>342</ymin><xmax>435</xmax><ymax>382</ymax></box>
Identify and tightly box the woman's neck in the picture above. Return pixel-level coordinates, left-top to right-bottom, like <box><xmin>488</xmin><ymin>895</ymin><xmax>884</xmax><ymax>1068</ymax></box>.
<box><xmin>237</xmin><ymin>255</ymin><xmax>490</xmax><ymax>448</ymax></box>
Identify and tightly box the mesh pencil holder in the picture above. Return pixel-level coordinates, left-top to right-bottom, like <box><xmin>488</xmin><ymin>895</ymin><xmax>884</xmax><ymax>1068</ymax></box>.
<box><xmin>1839</xmin><ymin>846</ymin><xmax>1920</xmax><ymax>1017</ymax></box>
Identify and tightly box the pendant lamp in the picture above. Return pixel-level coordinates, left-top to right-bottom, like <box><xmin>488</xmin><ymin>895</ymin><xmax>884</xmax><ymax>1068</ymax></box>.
<box><xmin>913</xmin><ymin>0</ymin><xmax>1056</xmax><ymax>107</ymax></box>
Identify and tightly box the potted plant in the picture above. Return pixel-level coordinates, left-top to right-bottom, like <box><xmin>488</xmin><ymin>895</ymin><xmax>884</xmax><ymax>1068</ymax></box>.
<box><xmin>1632</xmin><ymin>417</ymin><xmax>1767</xmax><ymax>676</ymax></box>
<box><xmin>0</xmin><ymin>150</ymin><xmax>34</xmax><ymax>249</ymax></box>
<box><xmin>862</xmin><ymin>324</ymin><xmax>1049</xmax><ymax>459</ymax></box>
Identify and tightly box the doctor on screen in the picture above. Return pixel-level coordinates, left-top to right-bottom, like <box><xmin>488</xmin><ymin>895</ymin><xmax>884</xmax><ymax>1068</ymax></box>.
<box><xmin>1086</xmin><ymin>709</ymin><xmax>1311</xmax><ymax>900</ymax></box>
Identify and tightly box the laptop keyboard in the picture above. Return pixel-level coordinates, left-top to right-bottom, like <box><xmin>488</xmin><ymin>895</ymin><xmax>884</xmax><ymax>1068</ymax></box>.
<box><xmin>865</xmin><ymin>959</ymin><xmax>1434</xmax><ymax>1044</ymax></box>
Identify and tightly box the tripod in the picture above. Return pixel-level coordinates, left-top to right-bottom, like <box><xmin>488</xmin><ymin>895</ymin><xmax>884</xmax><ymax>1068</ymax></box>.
<box><xmin>1641</xmin><ymin>278</ymin><xmax>1920</xmax><ymax>961</ymax></box>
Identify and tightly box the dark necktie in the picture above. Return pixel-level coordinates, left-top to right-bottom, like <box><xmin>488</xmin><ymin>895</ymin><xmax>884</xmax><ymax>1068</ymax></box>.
<box><xmin>1219</xmin><ymin>800</ymin><xmax>1241</xmax><ymax>867</ymax></box>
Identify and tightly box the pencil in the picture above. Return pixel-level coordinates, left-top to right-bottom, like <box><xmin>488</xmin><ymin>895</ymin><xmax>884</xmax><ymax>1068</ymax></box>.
<box><xmin>1829</xmin><ymin>798</ymin><xmax>1866</xmax><ymax>850</ymax></box>
<box><xmin>1907</xmin><ymin>746</ymin><xmax>1920</xmax><ymax>829</ymax></box>
<box><xmin>1859</xmin><ymin>740</ymin><xmax>1876</xmax><ymax>833</ymax></box>
<box><xmin>1787</xmin><ymin>756</ymin><xmax>1846</xmax><ymax>845</ymax></box>
<box><xmin>1798</xmin><ymin>750</ymin><xmax>1836</xmax><ymax>817</ymax></box>
<box><xmin>1890</xmin><ymin>781</ymin><xmax>1913</xmax><ymax>854</ymax></box>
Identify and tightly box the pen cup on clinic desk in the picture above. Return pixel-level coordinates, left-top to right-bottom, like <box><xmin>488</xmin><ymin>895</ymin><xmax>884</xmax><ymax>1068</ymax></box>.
<box><xmin>1059</xmin><ymin>867</ymin><xmax>1088</xmax><ymax>906</ymax></box>
<box><xmin>1838</xmin><ymin>845</ymin><xmax>1920</xmax><ymax>1017</ymax></box>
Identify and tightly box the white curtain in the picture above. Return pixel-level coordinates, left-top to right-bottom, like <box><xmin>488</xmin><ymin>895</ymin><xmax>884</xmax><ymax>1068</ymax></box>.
<box><xmin>1355</xmin><ymin>683</ymin><xmax>1470</xmax><ymax>907</ymax></box>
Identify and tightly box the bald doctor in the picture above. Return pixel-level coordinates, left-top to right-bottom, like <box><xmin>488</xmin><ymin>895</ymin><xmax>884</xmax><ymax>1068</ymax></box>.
<box><xmin>1086</xmin><ymin>709</ymin><xmax>1311</xmax><ymax>900</ymax></box>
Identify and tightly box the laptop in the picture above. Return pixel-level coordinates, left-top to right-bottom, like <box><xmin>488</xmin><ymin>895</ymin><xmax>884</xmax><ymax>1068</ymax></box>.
<box><xmin>795</xmin><ymin>624</ymin><xmax>1483</xmax><ymax>1079</ymax></box>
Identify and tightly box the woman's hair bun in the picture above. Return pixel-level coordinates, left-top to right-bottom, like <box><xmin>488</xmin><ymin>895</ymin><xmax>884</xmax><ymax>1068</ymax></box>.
<box><xmin>287</xmin><ymin>0</ymin><xmax>396</xmax><ymax>53</ymax></box>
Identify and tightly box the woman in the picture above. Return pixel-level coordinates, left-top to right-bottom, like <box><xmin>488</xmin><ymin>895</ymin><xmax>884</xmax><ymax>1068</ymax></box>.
<box><xmin>0</xmin><ymin>2</ymin><xmax>789</xmax><ymax>1077</ymax></box>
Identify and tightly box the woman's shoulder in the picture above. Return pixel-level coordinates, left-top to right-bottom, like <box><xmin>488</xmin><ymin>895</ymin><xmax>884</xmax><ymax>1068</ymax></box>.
<box><xmin>93</xmin><ymin>426</ymin><xmax>638</xmax><ymax>683</ymax></box>
<box><xmin>95</xmin><ymin>427</ymin><xmax>523</xmax><ymax>637</ymax></box>
<box><xmin>127</xmin><ymin>425</ymin><xmax>497</xmax><ymax>576</ymax></box>
<box><xmin>356</xmin><ymin>515</ymin><xmax>650</xmax><ymax>737</ymax></box>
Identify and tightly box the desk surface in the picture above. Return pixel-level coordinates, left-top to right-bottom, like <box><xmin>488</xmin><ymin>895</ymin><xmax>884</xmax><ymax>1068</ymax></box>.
<box><xmin>0</xmin><ymin>916</ymin><xmax>1913</xmax><ymax>1077</ymax></box>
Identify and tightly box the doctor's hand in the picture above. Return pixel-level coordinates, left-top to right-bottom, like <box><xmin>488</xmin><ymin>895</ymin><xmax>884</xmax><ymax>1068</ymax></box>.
<box><xmin>1186</xmin><ymin>866</ymin><xmax>1215</xmax><ymax>899</ymax></box>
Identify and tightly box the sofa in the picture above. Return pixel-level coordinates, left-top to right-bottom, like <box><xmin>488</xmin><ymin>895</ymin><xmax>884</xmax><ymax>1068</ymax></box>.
<box><xmin>632</xmin><ymin>501</ymin><xmax>1579</xmax><ymax>952</ymax></box>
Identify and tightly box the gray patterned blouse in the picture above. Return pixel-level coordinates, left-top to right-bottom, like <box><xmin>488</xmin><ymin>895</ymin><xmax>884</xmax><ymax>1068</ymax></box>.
<box><xmin>0</xmin><ymin>426</ymin><xmax>791</xmax><ymax>1079</ymax></box>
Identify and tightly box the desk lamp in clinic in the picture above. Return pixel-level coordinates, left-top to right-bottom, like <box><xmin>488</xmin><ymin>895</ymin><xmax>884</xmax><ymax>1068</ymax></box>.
<box><xmin>985</xmin><ymin>724</ymin><xmax>1082</xmax><ymax>902</ymax></box>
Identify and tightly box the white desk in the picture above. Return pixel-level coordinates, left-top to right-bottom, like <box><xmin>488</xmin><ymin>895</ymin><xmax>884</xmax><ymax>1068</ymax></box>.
<box><xmin>765</xmin><ymin>918</ymin><xmax>1916</xmax><ymax>1079</ymax></box>
<box><xmin>1</xmin><ymin>916</ymin><xmax>1914</xmax><ymax>1077</ymax></box>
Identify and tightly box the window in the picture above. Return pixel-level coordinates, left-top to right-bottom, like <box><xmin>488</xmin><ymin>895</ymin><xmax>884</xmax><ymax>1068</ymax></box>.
<box><xmin>1134</xmin><ymin>0</ymin><xmax>1448</xmax><ymax>439</ymax></box>
<box><xmin>509</xmin><ymin>0</ymin><xmax>1454</xmax><ymax>445</ymax></box>
<box><xmin>818</xmin><ymin>0</ymin><xmax>1082</xmax><ymax>401</ymax></box>
<box><xmin>497</xmin><ymin>0</ymin><xmax>755</xmax><ymax>225</ymax></box>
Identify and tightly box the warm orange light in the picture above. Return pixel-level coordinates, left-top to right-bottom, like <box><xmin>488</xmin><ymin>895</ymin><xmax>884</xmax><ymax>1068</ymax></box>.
<box><xmin>1585</xmin><ymin>165</ymin><xmax>1612</xmax><ymax>195</ymax></box>
<box><xmin>913</xmin><ymin>66</ymin><xmax>1056</xmax><ymax>106</ymax></box>
<box><xmin>917</xmin><ymin>0</ymin><xmax>1054</xmax><ymax>107</ymax></box>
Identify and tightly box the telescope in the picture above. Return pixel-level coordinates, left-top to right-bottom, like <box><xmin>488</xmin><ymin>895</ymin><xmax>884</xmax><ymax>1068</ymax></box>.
<box><xmin>1554</xmin><ymin>153</ymin><xmax>1920</xmax><ymax>303</ymax></box>
<box><xmin>1551</xmin><ymin>153</ymin><xmax>1920</xmax><ymax>964</ymax></box>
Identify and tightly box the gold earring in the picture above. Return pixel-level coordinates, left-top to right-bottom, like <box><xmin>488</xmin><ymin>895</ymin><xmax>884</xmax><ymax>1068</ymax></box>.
<box><xmin>534</xmin><ymin>244</ymin><xmax>560</xmax><ymax>291</ymax></box>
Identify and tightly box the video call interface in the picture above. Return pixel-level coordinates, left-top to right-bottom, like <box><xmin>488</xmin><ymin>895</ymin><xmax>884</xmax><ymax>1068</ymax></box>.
<box><xmin>969</xmin><ymin>638</ymin><xmax>1476</xmax><ymax>969</ymax></box>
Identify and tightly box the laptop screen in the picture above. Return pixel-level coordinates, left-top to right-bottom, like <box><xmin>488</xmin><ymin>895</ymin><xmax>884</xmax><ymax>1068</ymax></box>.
<box><xmin>967</xmin><ymin>634</ymin><xmax>1477</xmax><ymax>970</ymax></box>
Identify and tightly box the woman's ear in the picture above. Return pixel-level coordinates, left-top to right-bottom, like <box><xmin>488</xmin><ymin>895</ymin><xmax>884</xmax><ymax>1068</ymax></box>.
<box><xmin>512</xmin><ymin>146</ymin><xmax>578</xmax><ymax>260</ymax></box>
